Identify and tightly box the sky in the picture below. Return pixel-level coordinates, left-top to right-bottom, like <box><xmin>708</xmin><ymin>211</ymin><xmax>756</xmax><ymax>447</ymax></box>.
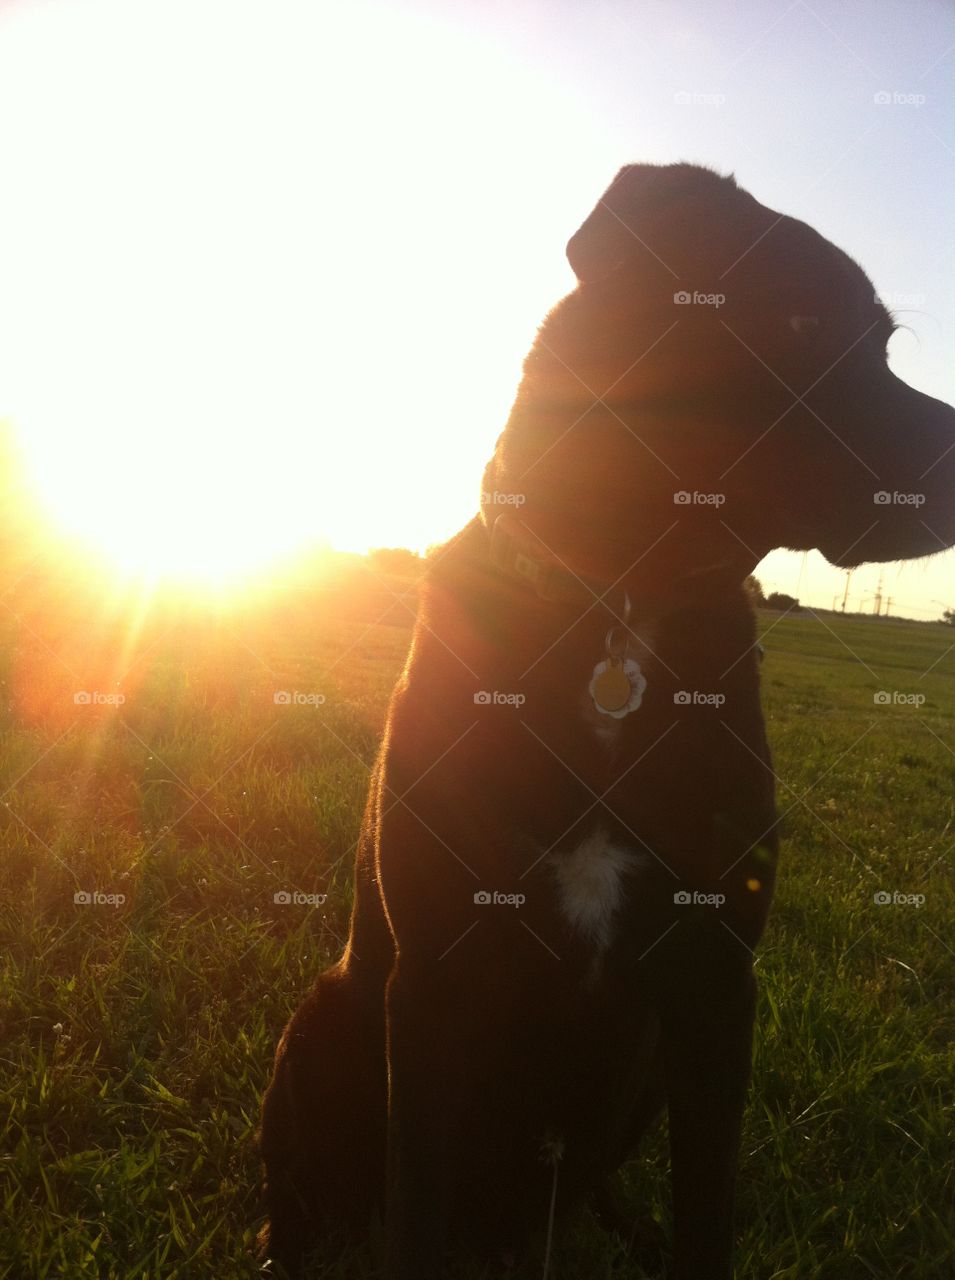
<box><xmin>0</xmin><ymin>0</ymin><xmax>952</xmax><ymax>614</ymax></box>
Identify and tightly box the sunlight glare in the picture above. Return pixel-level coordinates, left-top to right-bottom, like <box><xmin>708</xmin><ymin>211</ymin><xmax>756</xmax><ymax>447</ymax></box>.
<box><xmin>0</xmin><ymin>0</ymin><xmax>608</xmax><ymax>581</ymax></box>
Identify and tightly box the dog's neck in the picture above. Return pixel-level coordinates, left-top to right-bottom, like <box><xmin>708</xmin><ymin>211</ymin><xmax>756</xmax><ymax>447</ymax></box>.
<box><xmin>484</xmin><ymin>509</ymin><xmax>750</xmax><ymax>618</ymax></box>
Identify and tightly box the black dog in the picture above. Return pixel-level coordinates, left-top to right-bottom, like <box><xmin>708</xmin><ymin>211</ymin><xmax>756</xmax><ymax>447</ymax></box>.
<box><xmin>260</xmin><ymin>164</ymin><xmax>955</xmax><ymax>1279</ymax></box>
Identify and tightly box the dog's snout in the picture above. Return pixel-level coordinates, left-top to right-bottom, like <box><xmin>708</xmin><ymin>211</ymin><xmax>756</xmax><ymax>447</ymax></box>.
<box><xmin>814</xmin><ymin>379</ymin><xmax>955</xmax><ymax>568</ymax></box>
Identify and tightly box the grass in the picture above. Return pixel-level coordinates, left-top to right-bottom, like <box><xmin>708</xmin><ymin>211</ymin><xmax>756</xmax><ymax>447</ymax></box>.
<box><xmin>0</xmin><ymin>564</ymin><xmax>952</xmax><ymax>1278</ymax></box>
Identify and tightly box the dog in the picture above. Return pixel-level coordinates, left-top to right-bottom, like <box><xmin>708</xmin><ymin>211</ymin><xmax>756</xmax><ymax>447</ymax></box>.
<box><xmin>259</xmin><ymin>163</ymin><xmax>955</xmax><ymax>1279</ymax></box>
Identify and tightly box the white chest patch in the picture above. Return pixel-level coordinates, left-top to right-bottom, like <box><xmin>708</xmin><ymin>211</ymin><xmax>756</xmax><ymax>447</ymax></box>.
<box><xmin>553</xmin><ymin>828</ymin><xmax>645</xmax><ymax>952</ymax></box>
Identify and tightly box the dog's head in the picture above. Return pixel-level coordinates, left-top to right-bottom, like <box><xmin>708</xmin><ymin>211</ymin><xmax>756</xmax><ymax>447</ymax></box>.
<box><xmin>485</xmin><ymin>163</ymin><xmax>955</xmax><ymax>589</ymax></box>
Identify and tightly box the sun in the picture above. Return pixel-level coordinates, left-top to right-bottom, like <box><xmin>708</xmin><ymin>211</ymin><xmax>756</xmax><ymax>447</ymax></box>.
<box><xmin>0</xmin><ymin>0</ymin><xmax>603</xmax><ymax>585</ymax></box>
<box><xmin>22</xmin><ymin>424</ymin><xmax>331</xmax><ymax>582</ymax></box>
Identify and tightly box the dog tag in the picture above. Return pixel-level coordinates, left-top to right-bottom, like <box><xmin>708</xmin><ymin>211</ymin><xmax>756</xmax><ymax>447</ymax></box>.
<box><xmin>591</xmin><ymin>659</ymin><xmax>632</xmax><ymax>712</ymax></box>
<box><xmin>589</xmin><ymin>626</ymin><xmax>647</xmax><ymax>719</ymax></box>
<box><xmin>583</xmin><ymin>624</ymin><xmax>642</xmax><ymax>727</ymax></box>
<box><xmin>590</xmin><ymin>657</ymin><xmax>647</xmax><ymax>718</ymax></box>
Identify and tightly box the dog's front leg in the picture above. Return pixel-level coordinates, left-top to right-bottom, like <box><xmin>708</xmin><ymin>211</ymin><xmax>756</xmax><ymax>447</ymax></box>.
<box><xmin>659</xmin><ymin>946</ymin><xmax>756</xmax><ymax>1280</ymax></box>
<box><xmin>383</xmin><ymin>960</ymin><xmax>453</xmax><ymax>1280</ymax></box>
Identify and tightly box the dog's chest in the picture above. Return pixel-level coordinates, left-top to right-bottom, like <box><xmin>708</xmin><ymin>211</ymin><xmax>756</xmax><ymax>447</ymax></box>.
<box><xmin>552</xmin><ymin>826</ymin><xmax>647</xmax><ymax>953</ymax></box>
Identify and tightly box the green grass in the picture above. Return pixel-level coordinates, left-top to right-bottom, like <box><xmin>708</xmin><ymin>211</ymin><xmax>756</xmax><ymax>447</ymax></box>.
<box><xmin>0</xmin><ymin>583</ymin><xmax>952</xmax><ymax>1278</ymax></box>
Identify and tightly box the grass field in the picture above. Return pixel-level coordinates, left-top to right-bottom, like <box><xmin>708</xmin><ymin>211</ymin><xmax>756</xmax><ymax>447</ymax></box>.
<box><xmin>1</xmin><ymin>556</ymin><xmax>953</xmax><ymax>1279</ymax></box>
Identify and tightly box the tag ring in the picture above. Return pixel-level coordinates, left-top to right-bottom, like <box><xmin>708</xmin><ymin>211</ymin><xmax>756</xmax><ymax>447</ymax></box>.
<box><xmin>605</xmin><ymin>626</ymin><xmax>629</xmax><ymax>663</ymax></box>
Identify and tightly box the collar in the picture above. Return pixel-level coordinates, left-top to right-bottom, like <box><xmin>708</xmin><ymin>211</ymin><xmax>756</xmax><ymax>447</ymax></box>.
<box><xmin>487</xmin><ymin>510</ymin><xmax>751</xmax><ymax>611</ymax></box>
<box><xmin>488</xmin><ymin>511</ymin><xmax>608</xmax><ymax>606</ymax></box>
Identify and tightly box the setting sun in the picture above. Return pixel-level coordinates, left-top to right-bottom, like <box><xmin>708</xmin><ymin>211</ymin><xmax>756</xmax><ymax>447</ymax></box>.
<box><xmin>0</xmin><ymin>0</ymin><xmax>604</xmax><ymax>582</ymax></box>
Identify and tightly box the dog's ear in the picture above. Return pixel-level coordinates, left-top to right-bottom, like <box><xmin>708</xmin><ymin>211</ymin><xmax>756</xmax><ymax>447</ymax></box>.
<box><xmin>566</xmin><ymin>163</ymin><xmax>731</xmax><ymax>283</ymax></box>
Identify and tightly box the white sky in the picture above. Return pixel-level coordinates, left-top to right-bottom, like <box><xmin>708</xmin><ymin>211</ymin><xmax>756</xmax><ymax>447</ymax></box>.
<box><xmin>0</xmin><ymin>0</ymin><xmax>952</xmax><ymax>613</ymax></box>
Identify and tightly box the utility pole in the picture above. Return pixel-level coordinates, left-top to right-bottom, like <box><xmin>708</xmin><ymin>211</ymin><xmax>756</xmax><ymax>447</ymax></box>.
<box><xmin>841</xmin><ymin>569</ymin><xmax>852</xmax><ymax>612</ymax></box>
<box><xmin>873</xmin><ymin>570</ymin><xmax>883</xmax><ymax>617</ymax></box>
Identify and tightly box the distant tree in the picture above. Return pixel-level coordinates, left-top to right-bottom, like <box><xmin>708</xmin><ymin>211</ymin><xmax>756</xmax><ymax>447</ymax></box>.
<box><xmin>743</xmin><ymin>575</ymin><xmax>765</xmax><ymax>606</ymax></box>
<box><xmin>765</xmin><ymin>591</ymin><xmax>800</xmax><ymax>611</ymax></box>
<box><xmin>942</xmin><ymin>608</ymin><xmax>955</xmax><ymax>627</ymax></box>
<box><xmin>368</xmin><ymin>547</ymin><xmax>423</xmax><ymax>576</ymax></box>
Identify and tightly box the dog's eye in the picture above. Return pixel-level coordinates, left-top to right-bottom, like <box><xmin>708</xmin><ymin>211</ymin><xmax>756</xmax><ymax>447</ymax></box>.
<box><xmin>789</xmin><ymin>315</ymin><xmax>820</xmax><ymax>336</ymax></box>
